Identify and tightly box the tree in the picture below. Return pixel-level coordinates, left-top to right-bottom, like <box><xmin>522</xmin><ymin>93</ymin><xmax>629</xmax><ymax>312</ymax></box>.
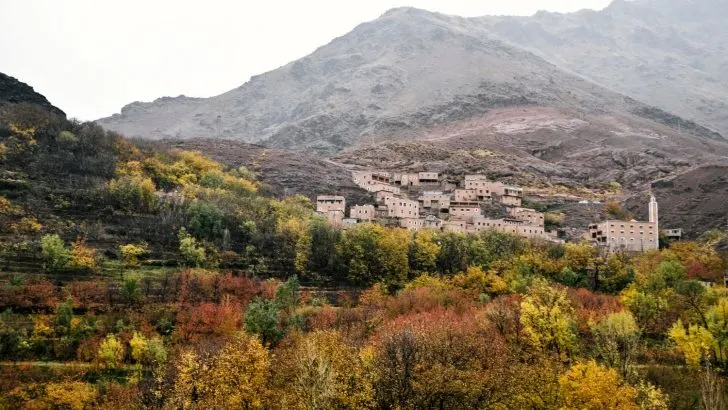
<box><xmin>40</xmin><ymin>234</ymin><xmax>71</xmax><ymax>271</ymax></box>
<box><xmin>338</xmin><ymin>224</ymin><xmax>410</xmax><ymax>287</ymax></box>
<box><xmin>186</xmin><ymin>200</ymin><xmax>225</xmax><ymax>241</ymax></box>
<box><xmin>120</xmin><ymin>243</ymin><xmax>147</xmax><ymax>267</ymax></box>
<box><xmin>178</xmin><ymin>228</ymin><xmax>206</xmax><ymax>267</ymax></box>
<box><xmin>436</xmin><ymin>231</ymin><xmax>469</xmax><ymax>275</ymax></box>
<box><xmin>558</xmin><ymin>361</ymin><xmax>639</xmax><ymax>409</ymax></box>
<box><xmin>97</xmin><ymin>334</ymin><xmax>125</xmax><ymax>369</ymax></box>
<box><xmin>590</xmin><ymin>311</ymin><xmax>640</xmax><ymax>376</ymax></box>
<box><xmin>168</xmin><ymin>333</ymin><xmax>269</xmax><ymax>409</ymax></box>
<box><xmin>68</xmin><ymin>237</ymin><xmax>98</xmax><ymax>271</ymax></box>
<box><xmin>520</xmin><ymin>279</ymin><xmax>578</xmax><ymax>358</ymax></box>
<box><xmin>271</xmin><ymin>330</ymin><xmax>375</xmax><ymax>409</ymax></box>
<box><xmin>669</xmin><ymin>319</ymin><xmax>715</xmax><ymax>367</ymax></box>
<box><xmin>408</xmin><ymin>230</ymin><xmax>440</xmax><ymax>275</ymax></box>
<box><xmin>52</xmin><ymin>297</ymin><xmax>74</xmax><ymax>337</ymax></box>
<box><xmin>108</xmin><ymin>175</ymin><xmax>156</xmax><ymax>213</ymax></box>
<box><xmin>198</xmin><ymin>333</ymin><xmax>270</xmax><ymax>409</ymax></box>
<box><xmin>245</xmin><ymin>298</ymin><xmax>281</xmax><ymax>345</ymax></box>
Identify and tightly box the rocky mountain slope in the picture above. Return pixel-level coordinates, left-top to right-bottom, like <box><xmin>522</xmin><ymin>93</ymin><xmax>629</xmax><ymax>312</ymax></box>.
<box><xmin>97</xmin><ymin>5</ymin><xmax>721</xmax><ymax>155</ymax></box>
<box><xmin>481</xmin><ymin>0</ymin><xmax>728</xmax><ymax>137</ymax></box>
<box><xmin>0</xmin><ymin>73</ymin><xmax>65</xmax><ymax>117</ymax></box>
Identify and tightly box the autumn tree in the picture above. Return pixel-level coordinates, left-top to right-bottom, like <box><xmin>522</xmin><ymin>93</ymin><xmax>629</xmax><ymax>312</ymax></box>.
<box><xmin>408</xmin><ymin>229</ymin><xmax>441</xmax><ymax>275</ymax></box>
<box><xmin>97</xmin><ymin>334</ymin><xmax>125</xmax><ymax>369</ymax></box>
<box><xmin>558</xmin><ymin>361</ymin><xmax>640</xmax><ymax>409</ymax></box>
<box><xmin>168</xmin><ymin>332</ymin><xmax>269</xmax><ymax>409</ymax></box>
<box><xmin>520</xmin><ymin>278</ymin><xmax>578</xmax><ymax>359</ymax></box>
<box><xmin>270</xmin><ymin>330</ymin><xmax>375</xmax><ymax>409</ymax></box>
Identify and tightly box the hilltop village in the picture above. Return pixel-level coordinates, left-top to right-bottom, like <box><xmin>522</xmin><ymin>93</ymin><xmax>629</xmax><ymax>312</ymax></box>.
<box><xmin>317</xmin><ymin>171</ymin><xmax>681</xmax><ymax>253</ymax></box>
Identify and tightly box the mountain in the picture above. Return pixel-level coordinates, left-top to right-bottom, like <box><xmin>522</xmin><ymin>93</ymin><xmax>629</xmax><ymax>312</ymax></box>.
<box><xmin>0</xmin><ymin>73</ymin><xmax>65</xmax><ymax>118</ymax></box>
<box><xmin>480</xmin><ymin>0</ymin><xmax>728</xmax><ymax>137</ymax></box>
<box><xmin>97</xmin><ymin>6</ymin><xmax>721</xmax><ymax>155</ymax></box>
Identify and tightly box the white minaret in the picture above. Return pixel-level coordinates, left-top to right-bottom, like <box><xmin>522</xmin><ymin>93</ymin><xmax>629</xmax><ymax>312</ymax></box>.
<box><xmin>649</xmin><ymin>194</ymin><xmax>659</xmax><ymax>244</ymax></box>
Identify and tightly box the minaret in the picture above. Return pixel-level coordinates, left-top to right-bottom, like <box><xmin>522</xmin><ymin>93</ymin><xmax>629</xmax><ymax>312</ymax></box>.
<box><xmin>649</xmin><ymin>194</ymin><xmax>659</xmax><ymax>245</ymax></box>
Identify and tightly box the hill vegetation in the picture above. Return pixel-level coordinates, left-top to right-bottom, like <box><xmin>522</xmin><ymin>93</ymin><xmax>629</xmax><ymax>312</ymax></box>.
<box><xmin>1</xmin><ymin>98</ymin><xmax>728</xmax><ymax>408</ymax></box>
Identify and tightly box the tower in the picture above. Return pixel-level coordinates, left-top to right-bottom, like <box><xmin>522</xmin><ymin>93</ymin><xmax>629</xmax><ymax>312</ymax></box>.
<box><xmin>649</xmin><ymin>194</ymin><xmax>659</xmax><ymax>244</ymax></box>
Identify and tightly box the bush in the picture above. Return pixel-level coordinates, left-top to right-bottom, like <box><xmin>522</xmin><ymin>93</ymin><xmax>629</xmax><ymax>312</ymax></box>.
<box><xmin>108</xmin><ymin>175</ymin><xmax>156</xmax><ymax>213</ymax></box>
<box><xmin>120</xmin><ymin>243</ymin><xmax>148</xmax><ymax>267</ymax></box>
<box><xmin>178</xmin><ymin>228</ymin><xmax>206</xmax><ymax>267</ymax></box>
<box><xmin>97</xmin><ymin>334</ymin><xmax>125</xmax><ymax>369</ymax></box>
<box><xmin>40</xmin><ymin>234</ymin><xmax>71</xmax><ymax>271</ymax></box>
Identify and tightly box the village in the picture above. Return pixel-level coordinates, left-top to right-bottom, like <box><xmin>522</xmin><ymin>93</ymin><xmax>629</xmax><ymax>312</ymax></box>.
<box><xmin>317</xmin><ymin>170</ymin><xmax>683</xmax><ymax>254</ymax></box>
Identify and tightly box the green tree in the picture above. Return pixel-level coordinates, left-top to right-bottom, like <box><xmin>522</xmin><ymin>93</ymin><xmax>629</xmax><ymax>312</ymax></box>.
<box><xmin>178</xmin><ymin>228</ymin><xmax>206</xmax><ymax>267</ymax></box>
<box><xmin>40</xmin><ymin>234</ymin><xmax>71</xmax><ymax>271</ymax></box>
<box><xmin>53</xmin><ymin>298</ymin><xmax>74</xmax><ymax>337</ymax></box>
<box><xmin>590</xmin><ymin>311</ymin><xmax>640</xmax><ymax>376</ymax></box>
<box><xmin>245</xmin><ymin>298</ymin><xmax>281</xmax><ymax>345</ymax></box>
<box><xmin>186</xmin><ymin>200</ymin><xmax>225</xmax><ymax>241</ymax></box>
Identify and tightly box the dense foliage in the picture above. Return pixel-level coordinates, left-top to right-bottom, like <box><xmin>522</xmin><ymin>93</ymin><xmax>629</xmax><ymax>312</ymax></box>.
<box><xmin>1</xmin><ymin>103</ymin><xmax>728</xmax><ymax>408</ymax></box>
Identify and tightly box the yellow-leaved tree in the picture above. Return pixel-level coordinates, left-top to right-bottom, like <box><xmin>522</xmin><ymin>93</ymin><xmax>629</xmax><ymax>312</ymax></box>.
<box><xmin>167</xmin><ymin>332</ymin><xmax>270</xmax><ymax>409</ymax></box>
<box><xmin>558</xmin><ymin>360</ymin><xmax>640</xmax><ymax>410</ymax></box>
<box><xmin>270</xmin><ymin>330</ymin><xmax>375</xmax><ymax>409</ymax></box>
<box><xmin>520</xmin><ymin>278</ymin><xmax>578</xmax><ymax>359</ymax></box>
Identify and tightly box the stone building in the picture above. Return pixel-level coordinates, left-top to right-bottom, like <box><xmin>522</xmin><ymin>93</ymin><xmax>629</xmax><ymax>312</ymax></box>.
<box><xmin>400</xmin><ymin>217</ymin><xmax>425</xmax><ymax>230</ymax></box>
<box><xmin>450</xmin><ymin>201</ymin><xmax>481</xmax><ymax>219</ymax></box>
<box><xmin>502</xmin><ymin>186</ymin><xmax>524</xmax><ymax>207</ymax></box>
<box><xmin>384</xmin><ymin>197</ymin><xmax>420</xmax><ymax>218</ymax></box>
<box><xmin>316</xmin><ymin>195</ymin><xmax>345</xmax><ymax>213</ymax></box>
<box><xmin>418</xmin><ymin>191</ymin><xmax>451</xmax><ymax>210</ymax></box>
<box><xmin>349</xmin><ymin>204</ymin><xmax>375</xmax><ymax>221</ymax></box>
<box><xmin>454</xmin><ymin>189</ymin><xmax>479</xmax><ymax>202</ymax></box>
<box><xmin>463</xmin><ymin>175</ymin><xmax>505</xmax><ymax>199</ymax></box>
<box><xmin>508</xmin><ymin>207</ymin><xmax>545</xmax><ymax>227</ymax></box>
<box><xmin>316</xmin><ymin>195</ymin><xmax>346</xmax><ymax>227</ymax></box>
<box><xmin>587</xmin><ymin>195</ymin><xmax>659</xmax><ymax>253</ymax></box>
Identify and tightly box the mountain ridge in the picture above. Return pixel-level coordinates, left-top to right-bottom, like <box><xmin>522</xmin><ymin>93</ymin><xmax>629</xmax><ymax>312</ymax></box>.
<box><xmin>96</xmin><ymin>4</ymin><xmax>723</xmax><ymax>154</ymax></box>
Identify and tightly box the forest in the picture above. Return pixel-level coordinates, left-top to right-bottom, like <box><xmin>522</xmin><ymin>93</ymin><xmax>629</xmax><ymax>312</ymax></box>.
<box><xmin>1</xmin><ymin>103</ymin><xmax>728</xmax><ymax>409</ymax></box>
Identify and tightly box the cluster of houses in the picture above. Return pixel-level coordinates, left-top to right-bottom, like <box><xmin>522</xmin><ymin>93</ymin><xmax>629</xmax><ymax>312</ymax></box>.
<box><xmin>315</xmin><ymin>170</ymin><xmax>686</xmax><ymax>254</ymax></box>
<box><xmin>316</xmin><ymin>171</ymin><xmax>560</xmax><ymax>242</ymax></box>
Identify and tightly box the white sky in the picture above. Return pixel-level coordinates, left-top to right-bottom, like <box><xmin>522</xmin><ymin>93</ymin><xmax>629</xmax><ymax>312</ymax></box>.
<box><xmin>0</xmin><ymin>0</ymin><xmax>611</xmax><ymax>120</ymax></box>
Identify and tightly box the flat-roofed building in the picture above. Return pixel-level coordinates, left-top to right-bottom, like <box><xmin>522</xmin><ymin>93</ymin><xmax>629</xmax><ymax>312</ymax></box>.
<box><xmin>663</xmin><ymin>228</ymin><xmax>682</xmax><ymax>242</ymax></box>
<box><xmin>316</xmin><ymin>195</ymin><xmax>346</xmax><ymax>213</ymax></box>
<box><xmin>471</xmin><ymin>216</ymin><xmax>549</xmax><ymax>239</ymax></box>
<box><xmin>418</xmin><ymin>172</ymin><xmax>439</xmax><ymax>184</ymax></box>
<box><xmin>400</xmin><ymin>217</ymin><xmax>425</xmax><ymax>230</ymax></box>
<box><xmin>450</xmin><ymin>201</ymin><xmax>481</xmax><ymax>220</ymax></box>
<box><xmin>588</xmin><ymin>220</ymin><xmax>658</xmax><ymax>253</ymax></box>
<box><xmin>375</xmin><ymin>190</ymin><xmax>400</xmax><ymax>203</ymax></box>
<box><xmin>588</xmin><ymin>195</ymin><xmax>660</xmax><ymax>253</ymax></box>
<box><xmin>463</xmin><ymin>175</ymin><xmax>505</xmax><ymax>199</ymax></box>
<box><xmin>424</xmin><ymin>215</ymin><xmax>443</xmax><ymax>229</ymax></box>
<box><xmin>443</xmin><ymin>219</ymin><xmax>467</xmax><ymax>233</ymax></box>
<box><xmin>508</xmin><ymin>207</ymin><xmax>545</xmax><ymax>227</ymax></box>
<box><xmin>502</xmin><ymin>186</ymin><xmax>524</xmax><ymax>207</ymax></box>
<box><xmin>384</xmin><ymin>197</ymin><xmax>420</xmax><ymax>218</ymax></box>
<box><xmin>454</xmin><ymin>189</ymin><xmax>479</xmax><ymax>202</ymax></box>
<box><xmin>418</xmin><ymin>191</ymin><xmax>450</xmax><ymax>210</ymax></box>
<box><xmin>349</xmin><ymin>205</ymin><xmax>375</xmax><ymax>221</ymax></box>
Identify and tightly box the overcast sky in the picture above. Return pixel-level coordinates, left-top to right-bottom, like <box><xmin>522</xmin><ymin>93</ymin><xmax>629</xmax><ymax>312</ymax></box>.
<box><xmin>1</xmin><ymin>0</ymin><xmax>612</xmax><ymax>120</ymax></box>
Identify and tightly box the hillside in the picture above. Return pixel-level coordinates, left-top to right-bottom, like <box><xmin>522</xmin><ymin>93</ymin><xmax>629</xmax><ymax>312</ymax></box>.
<box><xmin>481</xmin><ymin>0</ymin><xmax>728</xmax><ymax>137</ymax></box>
<box><xmin>0</xmin><ymin>73</ymin><xmax>65</xmax><ymax>118</ymax></box>
<box><xmin>96</xmin><ymin>6</ymin><xmax>720</xmax><ymax>155</ymax></box>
